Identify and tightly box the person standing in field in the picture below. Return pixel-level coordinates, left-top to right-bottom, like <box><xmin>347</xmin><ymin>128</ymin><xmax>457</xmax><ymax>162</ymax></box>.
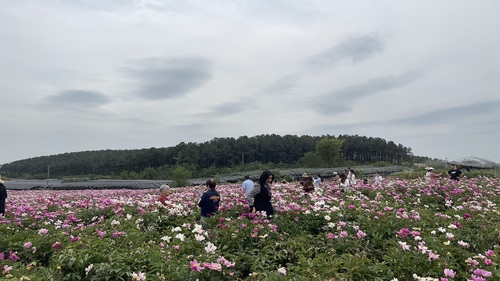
<box><xmin>247</xmin><ymin>170</ymin><xmax>275</xmax><ymax>217</ymax></box>
<box><xmin>198</xmin><ymin>179</ymin><xmax>220</xmax><ymax>224</ymax></box>
<box><xmin>339</xmin><ymin>173</ymin><xmax>350</xmax><ymax>192</ymax></box>
<box><xmin>242</xmin><ymin>175</ymin><xmax>254</xmax><ymax>196</ymax></box>
<box><xmin>425</xmin><ymin>167</ymin><xmax>442</xmax><ymax>183</ymax></box>
<box><xmin>0</xmin><ymin>177</ymin><xmax>7</xmax><ymax>216</ymax></box>
<box><xmin>157</xmin><ymin>184</ymin><xmax>171</xmax><ymax>207</ymax></box>
<box><xmin>374</xmin><ymin>172</ymin><xmax>383</xmax><ymax>187</ymax></box>
<box><xmin>448</xmin><ymin>164</ymin><xmax>463</xmax><ymax>181</ymax></box>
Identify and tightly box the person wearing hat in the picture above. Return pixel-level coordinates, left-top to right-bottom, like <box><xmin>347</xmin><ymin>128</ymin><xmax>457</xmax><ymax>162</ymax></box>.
<box><xmin>299</xmin><ymin>173</ymin><xmax>314</xmax><ymax>193</ymax></box>
<box><xmin>0</xmin><ymin>177</ymin><xmax>7</xmax><ymax>216</ymax></box>
<box><xmin>331</xmin><ymin>172</ymin><xmax>340</xmax><ymax>184</ymax></box>
<box><xmin>157</xmin><ymin>184</ymin><xmax>171</xmax><ymax>206</ymax></box>
<box><xmin>424</xmin><ymin>167</ymin><xmax>442</xmax><ymax>183</ymax></box>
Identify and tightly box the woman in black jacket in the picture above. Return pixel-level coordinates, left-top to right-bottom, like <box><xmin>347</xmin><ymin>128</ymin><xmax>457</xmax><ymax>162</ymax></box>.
<box><xmin>0</xmin><ymin>178</ymin><xmax>7</xmax><ymax>216</ymax></box>
<box><xmin>246</xmin><ymin>170</ymin><xmax>274</xmax><ymax>217</ymax></box>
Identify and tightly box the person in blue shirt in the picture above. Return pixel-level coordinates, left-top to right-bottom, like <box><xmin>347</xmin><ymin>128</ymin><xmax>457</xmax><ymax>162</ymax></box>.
<box><xmin>198</xmin><ymin>179</ymin><xmax>220</xmax><ymax>223</ymax></box>
<box><xmin>242</xmin><ymin>175</ymin><xmax>254</xmax><ymax>195</ymax></box>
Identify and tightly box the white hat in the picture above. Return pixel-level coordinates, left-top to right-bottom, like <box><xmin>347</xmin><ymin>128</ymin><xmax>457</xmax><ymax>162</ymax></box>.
<box><xmin>427</xmin><ymin>167</ymin><xmax>434</xmax><ymax>170</ymax></box>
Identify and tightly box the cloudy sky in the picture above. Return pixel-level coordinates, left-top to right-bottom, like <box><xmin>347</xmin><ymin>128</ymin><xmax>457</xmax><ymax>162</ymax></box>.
<box><xmin>1</xmin><ymin>0</ymin><xmax>500</xmax><ymax>165</ymax></box>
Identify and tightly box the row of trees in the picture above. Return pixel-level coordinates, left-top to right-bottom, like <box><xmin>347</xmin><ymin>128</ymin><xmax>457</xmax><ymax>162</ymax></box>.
<box><xmin>1</xmin><ymin>134</ymin><xmax>415</xmax><ymax>179</ymax></box>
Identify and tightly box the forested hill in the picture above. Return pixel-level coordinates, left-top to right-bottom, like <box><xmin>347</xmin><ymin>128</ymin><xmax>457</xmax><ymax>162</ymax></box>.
<box><xmin>1</xmin><ymin>134</ymin><xmax>417</xmax><ymax>179</ymax></box>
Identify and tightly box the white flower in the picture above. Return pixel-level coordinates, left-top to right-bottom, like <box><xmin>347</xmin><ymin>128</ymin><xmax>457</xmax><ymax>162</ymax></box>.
<box><xmin>438</xmin><ymin>227</ymin><xmax>446</xmax><ymax>233</ymax></box>
<box><xmin>111</xmin><ymin>220</ymin><xmax>120</xmax><ymax>226</ymax></box>
<box><xmin>172</xmin><ymin>227</ymin><xmax>182</xmax><ymax>232</ymax></box>
<box><xmin>447</xmin><ymin>224</ymin><xmax>457</xmax><ymax>229</ymax></box>
<box><xmin>85</xmin><ymin>264</ymin><xmax>93</xmax><ymax>276</ymax></box>
<box><xmin>161</xmin><ymin>236</ymin><xmax>171</xmax><ymax>242</ymax></box>
<box><xmin>175</xmin><ymin>233</ymin><xmax>185</xmax><ymax>241</ymax></box>
<box><xmin>277</xmin><ymin>267</ymin><xmax>287</xmax><ymax>275</ymax></box>
<box><xmin>398</xmin><ymin>241</ymin><xmax>411</xmax><ymax>251</ymax></box>
<box><xmin>458</xmin><ymin>240</ymin><xmax>469</xmax><ymax>248</ymax></box>
<box><xmin>324</xmin><ymin>215</ymin><xmax>331</xmax><ymax>221</ymax></box>
<box><xmin>131</xmin><ymin>271</ymin><xmax>146</xmax><ymax>281</ymax></box>
<box><xmin>125</xmin><ymin>214</ymin><xmax>132</xmax><ymax>220</ymax></box>
<box><xmin>205</xmin><ymin>242</ymin><xmax>217</xmax><ymax>254</ymax></box>
<box><xmin>195</xmin><ymin>234</ymin><xmax>205</xmax><ymax>241</ymax></box>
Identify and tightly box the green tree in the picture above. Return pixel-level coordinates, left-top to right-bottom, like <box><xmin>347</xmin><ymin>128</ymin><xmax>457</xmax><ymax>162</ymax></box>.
<box><xmin>315</xmin><ymin>138</ymin><xmax>343</xmax><ymax>167</ymax></box>
<box><xmin>170</xmin><ymin>166</ymin><xmax>192</xmax><ymax>187</ymax></box>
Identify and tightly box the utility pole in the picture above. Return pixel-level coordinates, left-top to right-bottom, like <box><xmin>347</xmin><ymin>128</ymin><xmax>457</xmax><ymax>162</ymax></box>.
<box><xmin>47</xmin><ymin>164</ymin><xmax>50</xmax><ymax>186</ymax></box>
<box><xmin>241</xmin><ymin>153</ymin><xmax>244</xmax><ymax>165</ymax></box>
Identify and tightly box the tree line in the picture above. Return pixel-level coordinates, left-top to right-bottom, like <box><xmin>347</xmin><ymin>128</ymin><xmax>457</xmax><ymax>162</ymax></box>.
<box><xmin>0</xmin><ymin>134</ymin><xmax>417</xmax><ymax>179</ymax></box>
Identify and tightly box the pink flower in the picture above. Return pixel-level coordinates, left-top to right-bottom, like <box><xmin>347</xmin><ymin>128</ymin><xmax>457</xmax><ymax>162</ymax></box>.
<box><xmin>24</xmin><ymin>242</ymin><xmax>32</xmax><ymax>248</ymax></box>
<box><xmin>3</xmin><ymin>265</ymin><xmax>12</xmax><ymax>275</ymax></box>
<box><xmin>473</xmin><ymin>269</ymin><xmax>492</xmax><ymax>277</ymax></box>
<box><xmin>485</xmin><ymin>250</ymin><xmax>495</xmax><ymax>257</ymax></box>
<box><xmin>339</xmin><ymin>231</ymin><xmax>348</xmax><ymax>237</ymax></box>
<box><xmin>8</xmin><ymin>251</ymin><xmax>20</xmax><ymax>262</ymax></box>
<box><xmin>190</xmin><ymin>260</ymin><xmax>203</xmax><ymax>271</ymax></box>
<box><xmin>470</xmin><ymin>275</ymin><xmax>486</xmax><ymax>281</ymax></box>
<box><xmin>396</xmin><ymin>228</ymin><xmax>410</xmax><ymax>238</ymax></box>
<box><xmin>443</xmin><ymin>268</ymin><xmax>456</xmax><ymax>278</ymax></box>
<box><xmin>484</xmin><ymin>258</ymin><xmax>492</xmax><ymax>265</ymax></box>
<box><xmin>51</xmin><ymin>241</ymin><xmax>63</xmax><ymax>250</ymax></box>
<box><xmin>356</xmin><ymin>230</ymin><xmax>367</xmax><ymax>239</ymax></box>
<box><xmin>464</xmin><ymin>213</ymin><xmax>471</xmax><ymax>219</ymax></box>
<box><xmin>326</xmin><ymin>233</ymin><xmax>335</xmax><ymax>239</ymax></box>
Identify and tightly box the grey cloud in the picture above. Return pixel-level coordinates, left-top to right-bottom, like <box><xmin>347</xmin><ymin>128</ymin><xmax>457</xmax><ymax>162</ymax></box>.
<box><xmin>305</xmin><ymin>33</ymin><xmax>386</xmax><ymax>70</ymax></box>
<box><xmin>308</xmin><ymin>99</ymin><xmax>500</xmax><ymax>136</ymax></box>
<box><xmin>394</xmin><ymin>99</ymin><xmax>500</xmax><ymax>126</ymax></box>
<box><xmin>124</xmin><ymin>56</ymin><xmax>212</xmax><ymax>100</ymax></box>
<box><xmin>264</xmin><ymin>74</ymin><xmax>299</xmax><ymax>95</ymax></box>
<box><xmin>42</xmin><ymin>90</ymin><xmax>111</xmax><ymax>108</ymax></box>
<box><xmin>196</xmin><ymin>100</ymin><xmax>258</xmax><ymax>118</ymax></box>
<box><xmin>313</xmin><ymin>70</ymin><xmax>422</xmax><ymax>115</ymax></box>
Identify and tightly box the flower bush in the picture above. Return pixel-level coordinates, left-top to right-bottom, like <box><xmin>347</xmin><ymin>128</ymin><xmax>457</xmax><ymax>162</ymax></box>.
<box><xmin>0</xmin><ymin>176</ymin><xmax>499</xmax><ymax>280</ymax></box>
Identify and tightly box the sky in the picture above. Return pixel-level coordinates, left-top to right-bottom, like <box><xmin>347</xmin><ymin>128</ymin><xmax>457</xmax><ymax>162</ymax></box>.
<box><xmin>1</xmin><ymin>0</ymin><xmax>500</xmax><ymax>165</ymax></box>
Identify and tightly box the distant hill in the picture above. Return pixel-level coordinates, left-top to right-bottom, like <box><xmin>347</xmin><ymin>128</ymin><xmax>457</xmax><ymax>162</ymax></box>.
<box><xmin>0</xmin><ymin>134</ymin><xmax>416</xmax><ymax>179</ymax></box>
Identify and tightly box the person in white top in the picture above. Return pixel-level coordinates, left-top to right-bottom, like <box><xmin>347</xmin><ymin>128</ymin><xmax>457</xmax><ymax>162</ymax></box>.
<box><xmin>242</xmin><ymin>175</ymin><xmax>254</xmax><ymax>195</ymax></box>
<box><xmin>374</xmin><ymin>172</ymin><xmax>383</xmax><ymax>186</ymax></box>
<box><xmin>313</xmin><ymin>174</ymin><xmax>322</xmax><ymax>188</ymax></box>
<box><xmin>349</xmin><ymin>169</ymin><xmax>357</xmax><ymax>185</ymax></box>
<box><xmin>339</xmin><ymin>173</ymin><xmax>350</xmax><ymax>191</ymax></box>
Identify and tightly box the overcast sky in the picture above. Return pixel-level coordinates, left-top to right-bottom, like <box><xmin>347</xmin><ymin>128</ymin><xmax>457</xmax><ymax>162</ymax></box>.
<box><xmin>1</xmin><ymin>0</ymin><xmax>500</xmax><ymax>165</ymax></box>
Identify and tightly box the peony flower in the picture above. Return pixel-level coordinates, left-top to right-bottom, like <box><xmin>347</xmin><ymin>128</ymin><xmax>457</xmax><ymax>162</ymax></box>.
<box><xmin>85</xmin><ymin>264</ymin><xmax>93</xmax><ymax>276</ymax></box>
<box><xmin>190</xmin><ymin>260</ymin><xmax>203</xmax><ymax>271</ymax></box>
<box><xmin>443</xmin><ymin>268</ymin><xmax>456</xmax><ymax>278</ymax></box>
<box><xmin>473</xmin><ymin>269</ymin><xmax>492</xmax><ymax>278</ymax></box>
<box><xmin>277</xmin><ymin>267</ymin><xmax>287</xmax><ymax>275</ymax></box>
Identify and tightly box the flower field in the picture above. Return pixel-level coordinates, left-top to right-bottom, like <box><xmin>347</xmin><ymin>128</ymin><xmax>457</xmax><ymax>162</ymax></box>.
<box><xmin>1</xmin><ymin>176</ymin><xmax>499</xmax><ymax>281</ymax></box>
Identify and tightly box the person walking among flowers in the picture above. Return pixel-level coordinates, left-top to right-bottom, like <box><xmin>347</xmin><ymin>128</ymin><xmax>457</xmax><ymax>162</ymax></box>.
<box><xmin>247</xmin><ymin>170</ymin><xmax>275</xmax><ymax>217</ymax></box>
